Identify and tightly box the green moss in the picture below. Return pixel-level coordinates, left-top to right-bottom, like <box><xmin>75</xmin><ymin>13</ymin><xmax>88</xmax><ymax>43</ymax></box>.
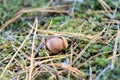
<box><xmin>0</xmin><ymin>0</ymin><xmax>120</xmax><ymax>79</ymax></box>
<box><xmin>101</xmin><ymin>46</ymin><xmax>112</xmax><ymax>52</ymax></box>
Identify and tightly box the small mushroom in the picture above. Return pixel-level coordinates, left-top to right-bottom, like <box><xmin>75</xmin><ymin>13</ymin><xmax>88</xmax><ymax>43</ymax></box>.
<box><xmin>45</xmin><ymin>36</ymin><xmax>68</xmax><ymax>54</ymax></box>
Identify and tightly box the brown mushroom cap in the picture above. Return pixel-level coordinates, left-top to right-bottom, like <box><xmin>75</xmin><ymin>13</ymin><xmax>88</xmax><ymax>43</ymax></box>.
<box><xmin>46</xmin><ymin>37</ymin><xmax>68</xmax><ymax>54</ymax></box>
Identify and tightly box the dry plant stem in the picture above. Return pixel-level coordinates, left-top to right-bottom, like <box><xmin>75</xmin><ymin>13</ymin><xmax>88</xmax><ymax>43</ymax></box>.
<box><xmin>98</xmin><ymin>0</ymin><xmax>112</xmax><ymax>11</ymax></box>
<box><xmin>15</xmin><ymin>5</ymin><xmax>70</xmax><ymax>16</ymax></box>
<box><xmin>0</xmin><ymin>42</ymin><xmax>11</xmax><ymax>50</ymax></box>
<box><xmin>0</xmin><ymin>52</ymin><xmax>13</xmax><ymax>64</ymax></box>
<box><xmin>41</xmin><ymin>65</ymin><xmax>56</xmax><ymax>79</ymax></box>
<box><xmin>79</xmin><ymin>44</ymin><xmax>120</xmax><ymax>68</ymax></box>
<box><xmin>37</xmin><ymin>30</ymin><xmax>94</xmax><ymax>40</ymax></box>
<box><xmin>103</xmin><ymin>21</ymin><xmax>120</xmax><ymax>24</ymax></box>
<box><xmin>0</xmin><ymin>5</ymin><xmax>69</xmax><ymax>32</ymax></box>
<box><xmin>78</xmin><ymin>51</ymin><xmax>120</xmax><ymax>68</ymax></box>
<box><xmin>88</xmin><ymin>10</ymin><xmax>114</xmax><ymax>14</ymax></box>
<box><xmin>78</xmin><ymin>22</ymin><xmax>84</xmax><ymax>33</ymax></box>
<box><xmin>12</xmin><ymin>45</ymin><xmax>30</xmax><ymax>66</ymax></box>
<box><xmin>89</xmin><ymin>63</ymin><xmax>92</xmax><ymax>80</ymax></box>
<box><xmin>21</xmin><ymin>8</ymin><xmax>69</xmax><ymax>14</ymax></box>
<box><xmin>111</xmin><ymin>30</ymin><xmax>120</xmax><ymax>69</ymax></box>
<box><xmin>35</xmin><ymin>54</ymin><xmax>70</xmax><ymax>66</ymax></box>
<box><xmin>0</xmin><ymin>13</ymin><xmax>22</xmax><ymax>32</ymax></box>
<box><xmin>105</xmin><ymin>34</ymin><xmax>116</xmax><ymax>44</ymax></box>
<box><xmin>68</xmin><ymin>46</ymin><xmax>74</xmax><ymax>80</ymax></box>
<box><xmin>34</xmin><ymin>54</ymin><xmax>69</xmax><ymax>60</ymax></box>
<box><xmin>42</xmin><ymin>1</ymin><xmax>71</xmax><ymax>12</ymax></box>
<box><xmin>45</xmin><ymin>52</ymin><xmax>63</xmax><ymax>77</ymax></box>
<box><xmin>77</xmin><ymin>51</ymin><xmax>111</xmax><ymax>68</ymax></box>
<box><xmin>101</xmin><ymin>18</ymin><xmax>120</xmax><ymax>24</ymax></box>
<box><xmin>72</xmin><ymin>28</ymin><xmax>106</xmax><ymax>65</ymax></box>
<box><xmin>108</xmin><ymin>53</ymin><xmax>120</xmax><ymax>60</ymax></box>
<box><xmin>48</xmin><ymin>63</ymin><xmax>83</xmax><ymax>77</ymax></box>
<box><xmin>98</xmin><ymin>0</ymin><xmax>113</xmax><ymax>18</ymax></box>
<box><xmin>14</xmin><ymin>58</ymin><xmax>25</xmax><ymax>71</ymax></box>
<box><xmin>47</xmin><ymin>5</ymin><xmax>72</xmax><ymax>9</ymax></box>
<box><xmin>29</xmin><ymin>18</ymin><xmax>38</xmax><ymax>80</ymax></box>
<box><xmin>0</xmin><ymin>19</ymin><xmax>35</xmax><ymax>78</ymax></box>
<box><xmin>96</xmin><ymin>65</ymin><xmax>111</xmax><ymax>80</ymax></box>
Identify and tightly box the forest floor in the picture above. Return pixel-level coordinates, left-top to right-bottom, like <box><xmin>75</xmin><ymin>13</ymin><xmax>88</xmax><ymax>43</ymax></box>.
<box><xmin>0</xmin><ymin>0</ymin><xmax>120</xmax><ymax>80</ymax></box>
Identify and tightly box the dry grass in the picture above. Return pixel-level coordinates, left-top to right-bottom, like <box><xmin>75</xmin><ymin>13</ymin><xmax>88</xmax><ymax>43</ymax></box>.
<box><xmin>0</xmin><ymin>0</ymin><xmax>120</xmax><ymax>80</ymax></box>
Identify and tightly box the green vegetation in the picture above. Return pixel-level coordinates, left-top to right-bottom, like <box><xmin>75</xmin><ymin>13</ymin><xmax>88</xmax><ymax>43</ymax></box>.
<box><xmin>0</xmin><ymin>0</ymin><xmax>120</xmax><ymax>80</ymax></box>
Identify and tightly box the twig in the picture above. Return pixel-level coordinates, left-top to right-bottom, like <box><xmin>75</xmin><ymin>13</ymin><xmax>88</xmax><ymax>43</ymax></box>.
<box><xmin>37</xmin><ymin>30</ymin><xmax>94</xmax><ymax>40</ymax></box>
<box><xmin>68</xmin><ymin>45</ymin><xmax>74</xmax><ymax>80</ymax></box>
<box><xmin>89</xmin><ymin>63</ymin><xmax>92</xmax><ymax>80</ymax></box>
<box><xmin>111</xmin><ymin>29</ymin><xmax>120</xmax><ymax>69</ymax></box>
<box><xmin>21</xmin><ymin>8</ymin><xmax>69</xmax><ymax>14</ymax></box>
<box><xmin>0</xmin><ymin>5</ymin><xmax>69</xmax><ymax>32</ymax></box>
<box><xmin>108</xmin><ymin>53</ymin><xmax>120</xmax><ymax>60</ymax></box>
<box><xmin>101</xmin><ymin>18</ymin><xmax>120</xmax><ymax>24</ymax></box>
<box><xmin>96</xmin><ymin>65</ymin><xmax>111</xmax><ymax>80</ymax></box>
<box><xmin>98</xmin><ymin>0</ymin><xmax>113</xmax><ymax>18</ymax></box>
<box><xmin>98</xmin><ymin>0</ymin><xmax>112</xmax><ymax>11</ymax></box>
<box><xmin>29</xmin><ymin>18</ymin><xmax>38</xmax><ymax>80</ymax></box>
<box><xmin>35</xmin><ymin>54</ymin><xmax>71</xmax><ymax>66</ymax></box>
<box><xmin>88</xmin><ymin>10</ymin><xmax>114</xmax><ymax>14</ymax></box>
<box><xmin>34</xmin><ymin>54</ymin><xmax>70</xmax><ymax>60</ymax></box>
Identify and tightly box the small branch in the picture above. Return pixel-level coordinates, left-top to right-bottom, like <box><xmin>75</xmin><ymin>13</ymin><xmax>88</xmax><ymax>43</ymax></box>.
<box><xmin>29</xmin><ymin>18</ymin><xmax>38</xmax><ymax>80</ymax></box>
<box><xmin>35</xmin><ymin>54</ymin><xmax>70</xmax><ymax>66</ymax></box>
<box><xmin>37</xmin><ymin>30</ymin><xmax>94</xmax><ymax>40</ymax></box>
<box><xmin>111</xmin><ymin>29</ymin><xmax>120</xmax><ymax>69</ymax></box>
